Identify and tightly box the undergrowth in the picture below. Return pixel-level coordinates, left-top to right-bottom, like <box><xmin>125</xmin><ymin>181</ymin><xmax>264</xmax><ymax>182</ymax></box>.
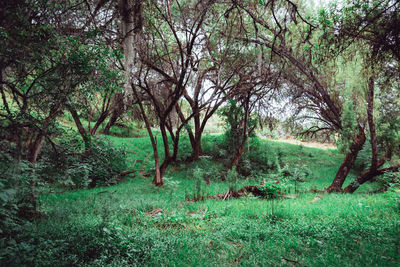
<box><xmin>1</xmin><ymin>135</ymin><xmax>399</xmax><ymax>266</ymax></box>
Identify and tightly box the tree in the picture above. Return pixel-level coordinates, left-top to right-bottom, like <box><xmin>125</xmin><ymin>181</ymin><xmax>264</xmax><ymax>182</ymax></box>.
<box><xmin>132</xmin><ymin>0</ymin><xmax>216</xmax><ymax>186</ymax></box>
<box><xmin>230</xmin><ymin>0</ymin><xmax>394</xmax><ymax>192</ymax></box>
<box><xmin>329</xmin><ymin>0</ymin><xmax>400</xmax><ymax>192</ymax></box>
<box><xmin>0</xmin><ymin>0</ymin><xmax>123</xmax><ymax>211</ymax></box>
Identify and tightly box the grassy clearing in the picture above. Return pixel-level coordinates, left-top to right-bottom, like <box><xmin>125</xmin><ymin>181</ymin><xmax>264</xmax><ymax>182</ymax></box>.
<box><xmin>20</xmin><ymin>136</ymin><xmax>400</xmax><ymax>266</ymax></box>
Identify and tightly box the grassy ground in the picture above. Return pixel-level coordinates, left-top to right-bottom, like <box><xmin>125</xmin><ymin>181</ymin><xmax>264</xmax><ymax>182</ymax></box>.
<box><xmin>30</xmin><ymin>136</ymin><xmax>400</xmax><ymax>266</ymax></box>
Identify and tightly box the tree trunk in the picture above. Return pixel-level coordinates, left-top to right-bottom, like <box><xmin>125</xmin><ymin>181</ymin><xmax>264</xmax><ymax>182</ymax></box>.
<box><xmin>367</xmin><ymin>75</ymin><xmax>378</xmax><ymax>170</ymax></box>
<box><xmin>90</xmin><ymin>110</ymin><xmax>110</xmax><ymax>135</ymax></box>
<box><xmin>326</xmin><ymin>125</ymin><xmax>366</xmax><ymax>192</ymax></box>
<box><xmin>103</xmin><ymin>94</ymin><xmax>124</xmax><ymax>134</ymax></box>
<box><xmin>343</xmin><ymin>165</ymin><xmax>399</xmax><ymax>193</ymax></box>
<box><xmin>27</xmin><ymin>106</ymin><xmax>58</xmax><ymax>213</ymax></box>
<box><xmin>104</xmin><ymin>0</ymin><xmax>141</xmax><ymax>135</ymax></box>
<box><xmin>229</xmin><ymin>141</ymin><xmax>246</xmax><ymax>169</ymax></box>
<box><xmin>192</xmin><ymin>131</ymin><xmax>202</xmax><ymax>160</ymax></box>
<box><xmin>175</xmin><ymin>103</ymin><xmax>201</xmax><ymax>161</ymax></box>
<box><xmin>191</xmin><ymin>111</ymin><xmax>203</xmax><ymax>161</ymax></box>
<box><xmin>68</xmin><ymin>107</ymin><xmax>91</xmax><ymax>150</ymax></box>
<box><xmin>27</xmin><ymin>134</ymin><xmax>44</xmax><ymax>213</ymax></box>
<box><xmin>135</xmin><ymin>91</ymin><xmax>164</xmax><ymax>186</ymax></box>
<box><xmin>342</xmin><ymin>74</ymin><xmax>381</xmax><ymax>193</ymax></box>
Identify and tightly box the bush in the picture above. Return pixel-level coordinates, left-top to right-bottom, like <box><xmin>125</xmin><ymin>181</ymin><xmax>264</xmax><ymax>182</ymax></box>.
<box><xmin>280</xmin><ymin>164</ymin><xmax>311</xmax><ymax>182</ymax></box>
<box><xmin>0</xmin><ymin>150</ymin><xmax>36</xmax><ymax>262</ymax></box>
<box><xmin>354</xmin><ymin>142</ymin><xmax>372</xmax><ymax>171</ymax></box>
<box><xmin>40</xmin><ymin>134</ymin><xmax>128</xmax><ymax>188</ymax></box>
<box><xmin>376</xmin><ymin>170</ymin><xmax>400</xmax><ymax>190</ymax></box>
<box><xmin>258</xmin><ymin>181</ymin><xmax>286</xmax><ymax>199</ymax></box>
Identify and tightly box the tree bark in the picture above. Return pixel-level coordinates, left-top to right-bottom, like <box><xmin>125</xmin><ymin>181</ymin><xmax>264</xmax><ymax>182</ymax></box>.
<box><xmin>326</xmin><ymin>125</ymin><xmax>366</xmax><ymax>192</ymax></box>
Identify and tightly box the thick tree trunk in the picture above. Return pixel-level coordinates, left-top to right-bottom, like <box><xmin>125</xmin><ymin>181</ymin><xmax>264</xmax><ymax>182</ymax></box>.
<box><xmin>342</xmin><ymin>74</ymin><xmax>383</xmax><ymax>193</ymax></box>
<box><xmin>27</xmin><ymin>106</ymin><xmax>58</xmax><ymax>213</ymax></box>
<box><xmin>104</xmin><ymin>0</ymin><xmax>142</xmax><ymax>135</ymax></box>
<box><xmin>326</xmin><ymin>125</ymin><xmax>366</xmax><ymax>192</ymax></box>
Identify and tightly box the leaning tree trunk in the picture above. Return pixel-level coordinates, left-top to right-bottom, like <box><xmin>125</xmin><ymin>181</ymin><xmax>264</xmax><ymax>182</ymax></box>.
<box><xmin>68</xmin><ymin>107</ymin><xmax>91</xmax><ymax>150</ymax></box>
<box><xmin>90</xmin><ymin>110</ymin><xmax>110</xmax><ymax>135</ymax></box>
<box><xmin>134</xmin><ymin>89</ymin><xmax>164</xmax><ymax>186</ymax></box>
<box><xmin>344</xmin><ymin>165</ymin><xmax>400</xmax><ymax>193</ymax></box>
<box><xmin>326</xmin><ymin>125</ymin><xmax>366</xmax><ymax>192</ymax></box>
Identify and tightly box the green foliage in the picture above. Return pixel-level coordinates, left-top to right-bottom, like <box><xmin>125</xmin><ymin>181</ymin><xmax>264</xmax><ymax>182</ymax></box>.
<box><xmin>0</xmin><ymin>150</ymin><xmax>36</xmax><ymax>262</ymax></box>
<box><xmin>376</xmin><ymin>170</ymin><xmax>400</xmax><ymax>190</ymax></box>
<box><xmin>218</xmin><ymin>99</ymin><xmax>257</xmax><ymax>154</ymax></box>
<box><xmin>1</xmin><ymin>136</ymin><xmax>399</xmax><ymax>266</ymax></box>
<box><xmin>185</xmin><ymin>179</ymin><xmax>207</xmax><ymax>202</ymax></box>
<box><xmin>258</xmin><ymin>182</ymin><xmax>286</xmax><ymax>199</ymax></box>
<box><xmin>280</xmin><ymin>163</ymin><xmax>311</xmax><ymax>181</ymax></box>
<box><xmin>383</xmin><ymin>188</ymin><xmax>400</xmax><ymax>211</ymax></box>
<box><xmin>338</xmin><ymin>100</ymin><xmax>359</xmax><ymax>153</ymax></box>
<box><xmin>40</xmin><ymin>134</ymin><xmax>128</xmax><ymax>188</ymax></box>
<box><xmin>227</xmin><ymin>167</ymin><xmax>240</xmax><ymax>192</ymax></box>
<box><xmin>354</xmin><ymin>141</ymin><xmax>372</xmax><ymax>171</ymax></box>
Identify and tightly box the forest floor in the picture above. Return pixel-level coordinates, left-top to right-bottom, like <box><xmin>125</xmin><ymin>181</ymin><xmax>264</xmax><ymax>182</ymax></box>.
<box><xmin>33</xmin><ymin>135</ymin><xmax>400</xmax><ymax>266</ymax></box>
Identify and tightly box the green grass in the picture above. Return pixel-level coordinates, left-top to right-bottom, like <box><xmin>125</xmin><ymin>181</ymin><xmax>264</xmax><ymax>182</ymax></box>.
<box><xmin>8</xmin><ymin>135</ymin><xmax>400</xmax><ymax>266</ymax></box>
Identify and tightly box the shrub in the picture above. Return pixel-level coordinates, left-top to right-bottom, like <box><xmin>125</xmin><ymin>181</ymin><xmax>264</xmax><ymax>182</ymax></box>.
<box><xmin>280</xmin><ymin>164</ymin><xmax>311</xmax><ymax>182</ymax></box>
<box><xmin>376</xmin><ymin>170</ymin><xmax>400</xmax><ymax>190</ymax></box>
<box><xmin>40</xmin><ymin>134</ymin><xmax>128</xmax><ymax>188</ymax></box>
<box><xmin>258</xmin><ymin>181</ymin><xmax>286</xmax><ymax>199</ymax></box>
